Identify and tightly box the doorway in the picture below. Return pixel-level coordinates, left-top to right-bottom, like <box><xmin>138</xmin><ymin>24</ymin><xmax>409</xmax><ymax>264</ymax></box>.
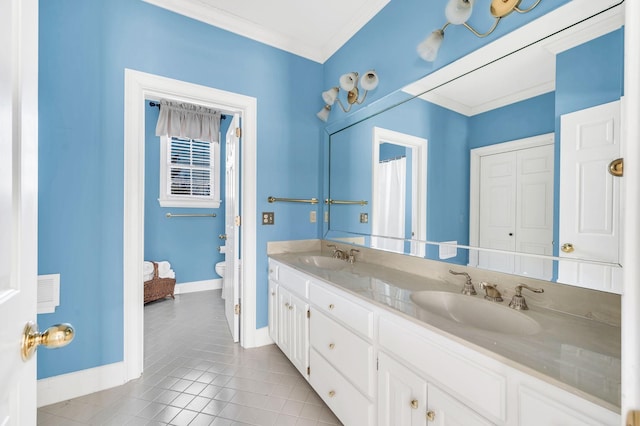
<box><xmin>123</xmin><ymin>70</ymin><xmax>258</xmax><ymax>382</ymax></box>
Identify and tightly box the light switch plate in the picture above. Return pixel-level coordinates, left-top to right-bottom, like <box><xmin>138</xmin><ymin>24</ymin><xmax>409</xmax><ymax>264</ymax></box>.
<box><xmin>360</xmin><ymin>213</ymin><xmax>368</xmax><ymax>223</ymax></box>
<box><xmin>262</xmin><ymin>212</ymin><xmax>274</xmax><ymax>225</ymax></box>
<box><xmin>310</xmin><ymin>211</ymin><xmax>317</xmax><ymax>223</ymax></box>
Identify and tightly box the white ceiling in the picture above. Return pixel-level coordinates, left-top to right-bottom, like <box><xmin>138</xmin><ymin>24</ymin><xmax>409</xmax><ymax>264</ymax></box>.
<box><xmin>142</xmin><ymin>0</ymin><xmax>390</xmax><ymax>64</ymax></box>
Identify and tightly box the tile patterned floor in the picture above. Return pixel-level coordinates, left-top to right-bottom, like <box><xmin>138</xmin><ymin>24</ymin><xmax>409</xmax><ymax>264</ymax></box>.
<box><xmin>38</xmin><ymin>290</ymin><xmax>342</xmax><ymax>426</ymax></box>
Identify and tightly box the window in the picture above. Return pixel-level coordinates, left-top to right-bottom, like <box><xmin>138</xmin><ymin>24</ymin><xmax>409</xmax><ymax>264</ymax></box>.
<box><xmin>159</xmin><ymin>135</ymin><xmax>220</xmax><ymax>208</ymax></box>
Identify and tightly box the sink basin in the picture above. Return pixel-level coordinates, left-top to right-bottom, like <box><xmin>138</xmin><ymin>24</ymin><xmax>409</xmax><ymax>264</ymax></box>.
<box><xmin>410</xmin><ymin>291</ymin><xmax>541</xmax><ymax>335</ymax></box>
<box><xmin>297</xmin><ymin>255</ymin><xmax>346</xmax><ymax>270</ymax></box>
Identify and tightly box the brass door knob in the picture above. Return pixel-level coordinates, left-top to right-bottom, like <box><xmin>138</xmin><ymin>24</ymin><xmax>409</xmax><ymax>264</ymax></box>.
<box><xmin>410</xmin><ymin>399</ymin><xmax>419</xmax><ymax>409</ymax></box>
<box><xmin>426</xmin><ymin>410</ymin><xmax>436</xmax><ymax>421</ymax></box>
<box><xmin>21</xmin><ymin>321</ymin><xmax>74</xmax><ymax>361</ymax></box>
<box><xmin>561</xmin><ymin>243</ymin><xmax>575</xmax><ymax>253</ymax></box>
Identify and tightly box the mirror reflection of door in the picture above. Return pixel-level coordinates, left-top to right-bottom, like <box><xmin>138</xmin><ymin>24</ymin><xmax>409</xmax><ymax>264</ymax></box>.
<box><xmin>470</xmin><ymin>135</ymin><xmax>554</xmax><ymax>280</ymax></box>
<box><xmin>371</xmin><ymin>127</ymin><xmax>427</xmax><ymax>256</ymax></box>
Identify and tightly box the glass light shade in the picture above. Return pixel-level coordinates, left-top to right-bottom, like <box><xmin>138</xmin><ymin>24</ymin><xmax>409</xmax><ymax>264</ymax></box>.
<box><xmin>316</xmin><ymin>105</ymin><xmax>331</xmax><ymax>122</ymax></box>
<box><xmin>417</xmin><ymin>30</ymin><xmax>444</xmax><ymax>62</ymax></box>
<box><xmin>445</xmin><ymin>0</ymin><xmax>474</xmax><ymax>25</ymax></box>
<box><xmin>360</xmin><ymin>70</ymin><xmax>379</xmax><ymax>91</ymax></box>
<box><xmin>339</xmin><ymin>72</ymin><xmax>358</xmax><ymax>91</ymax></box>
<box><xmin>322</xmin><ymin>87</ymin><xmax>339</xmax><ymax>105</ymax></box>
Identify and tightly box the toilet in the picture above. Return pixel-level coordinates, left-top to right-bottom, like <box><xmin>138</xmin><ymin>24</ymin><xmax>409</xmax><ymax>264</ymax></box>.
<box><xmin>215</xmin><ymin>261</ymin><xmax>226</xmax><ymax>278</ymax></box>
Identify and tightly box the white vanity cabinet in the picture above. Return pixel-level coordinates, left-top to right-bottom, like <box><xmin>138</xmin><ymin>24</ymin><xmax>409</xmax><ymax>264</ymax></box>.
<box><xmin>268</xmin><ymin>261</ymin><xmax>310</xmax><ymax>378</ymax></box>
<box><xmin>267</xmin><ymin>258</ymin><xmax>620</xmax><ymax>426</ymax></box>
<box><xmin>308</xmin><ymin>281</ymin><xmax>376</xmax><ymax>425</ymax></box>
<box><xmin>378</xmin><ymin>352</ymin><xmax>493</xmax><ymax>426</ymax></box>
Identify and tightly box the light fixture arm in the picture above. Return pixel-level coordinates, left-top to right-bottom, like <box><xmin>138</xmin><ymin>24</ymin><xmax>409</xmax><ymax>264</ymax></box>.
<box><xmin>462</xmin><ymin>17</ymin><xmax>501</xmax><ymax>38</ymax></box>
<box><xmin>334</xmin><ymin>97</ymin><xmax>352</xmax><ymax>113</ymax></box>
<box><xmin>515</xmin><ymin>0</ymin><xmax>542</xmax><ymax>14</ymax></box>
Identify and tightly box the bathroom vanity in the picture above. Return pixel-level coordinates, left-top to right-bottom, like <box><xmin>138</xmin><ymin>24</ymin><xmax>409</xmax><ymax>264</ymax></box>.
<box><xmin>267</xmin><ymin>241</ymin><xmax>620</xmax><ymax>426</ymax></box>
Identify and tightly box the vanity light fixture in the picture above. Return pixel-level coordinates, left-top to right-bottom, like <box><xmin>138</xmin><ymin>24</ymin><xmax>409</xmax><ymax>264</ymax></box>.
<box><xmin>417</xmin><ymin>0</ymin><xmax>542</xmax><ymax>62</ymax></box>
<box><xmin>316</xmin><ymin>70</ymin><xmax>379</xmax><ymax>122</ymax></box>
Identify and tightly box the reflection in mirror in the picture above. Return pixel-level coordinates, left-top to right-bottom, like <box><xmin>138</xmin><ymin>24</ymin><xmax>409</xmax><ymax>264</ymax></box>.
<box><xmin>326</xmin><ymin>4</ymin><xmax>624</xmax><ymax>292</ymax></box>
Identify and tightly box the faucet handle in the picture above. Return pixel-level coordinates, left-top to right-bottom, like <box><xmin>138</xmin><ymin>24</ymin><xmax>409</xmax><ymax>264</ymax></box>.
<box><xmin>480</xmin><ymin>282</ymin><xmax>503</xmax><ymax>302</ymax></box>
<box><xmin>509</xmin><ymin>283</ymin><xmax>544</xmax><ymax>310</ymax></box>
<box><xmin>449</xmin><ymin>269</ymin><xmax>477</xmax><ymax>296</ymax></box>
<box><xmin>348</xmin><ymin>249</ymin><xmax>360</xmax><ymax>264</ymax></box>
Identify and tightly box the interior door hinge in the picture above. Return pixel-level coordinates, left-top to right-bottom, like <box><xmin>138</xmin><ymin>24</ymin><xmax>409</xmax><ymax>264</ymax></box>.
<box><xmin>307</xmin><ymin>366</ymin><xmax>310</xmax><ymax>375</ymax></box>
<box><xmin>235</xmin><ymin>215</ymin><xmax>241</xmax><ymax>226</ymax></box>
<box><xmin>376</xmin><ymin>357</ymin><xmax>379</xmax><ymax>371</ymax></box>
<box><xmin>235</xmin><ymin>127</ymin><xmax>241</xmax><ymax>138</ymax></box>
<box><xmin>307</xmin><ymin>309</ymin><xmax>310</xmax><ymax>318</ymax></box>
<box><xmin>234</xmin><ymin>303</ymin><xmax>240</xmax><ymax>315</ymax></box>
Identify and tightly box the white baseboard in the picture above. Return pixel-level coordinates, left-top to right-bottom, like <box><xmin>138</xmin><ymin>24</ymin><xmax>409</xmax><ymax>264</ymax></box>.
<box><xmin>252</xmin><ymin>326</ymin><xmax>274</xmax><ymax>347</ymax></box>
<box><xmin>38</xmin><ymin>362</ymin><xmax>127</xmax><ymax>407</ymax></box>
<box><xmin>174</xmin><ymin>278</ymin><xmax>221</xmax><ymax>294</ymax></box>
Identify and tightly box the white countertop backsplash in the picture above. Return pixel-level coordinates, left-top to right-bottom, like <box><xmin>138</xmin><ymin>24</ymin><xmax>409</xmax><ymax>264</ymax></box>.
<box><xmin>267</xmin><ymin>239</ymin><xmax>621</xmax><ymax>411</ymax></box>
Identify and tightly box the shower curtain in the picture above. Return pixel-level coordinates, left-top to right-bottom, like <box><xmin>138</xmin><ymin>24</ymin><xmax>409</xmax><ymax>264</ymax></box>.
<box><xmin>372</xmin><ymin>157</ymin><xmax>406</xmax><ymax>252</ymax></box>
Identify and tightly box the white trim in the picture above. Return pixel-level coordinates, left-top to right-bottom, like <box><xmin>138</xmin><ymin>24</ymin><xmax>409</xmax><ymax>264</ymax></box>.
<box><xmin>140</xmin><ymin>0</ymin><xmax>389</xmax><ymax>64</ymax></box>
<box><xmin>253</xmin><ymin>326</ymin><xmax>275</xmax><ymax>347</ymax></box>
<box><xmin>37</xmin><ymin>362</ymin><xmax>126</xmax><ymax>407</ymax></box>
<box><xmin>371</xmin><ymin>127</ymin><xmax>427</xmax><ymax>257</ymax></box>
<box><xmin>124</xmin><ymin>69</ymin><xmax>258</xmax><ymax>384</ymax></box>
<box><xmin>174</xmin><ymin>279</ymin><xmax>222</xmax><ymax>294</ymax></box>
<box><xmin>468</xmin><ymin>133</ymin><xmax>554</xmax><ymax>267</ymax></box>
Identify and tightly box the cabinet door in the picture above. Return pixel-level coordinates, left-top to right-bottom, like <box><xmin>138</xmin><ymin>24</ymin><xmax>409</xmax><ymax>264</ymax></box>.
<box><xmin>427</xmin><ymin>384</ymin><xmax>493</xmax><ymax>426</ymax></box>
<box><xmin>378</xmin><ymin>352</ymin><xmax>427</xmax><ymax>426</ymax></box>
<box><xmin>277</xmin><ymin>286</ymin><xmax>292</xmax><ymax>356</ymax></box>
<box><xmin>268</xmin><ymin>280</ymin><xmax>278</xmax><ymax>343</ymax></box>
<box><xmin>289</xmin><ymin>291</ymin><xmax>309</xmax><ymax>377</ymax></box>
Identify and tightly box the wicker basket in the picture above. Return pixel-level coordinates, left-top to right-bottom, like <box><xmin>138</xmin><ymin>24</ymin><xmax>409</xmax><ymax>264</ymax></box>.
<box><xmin>144</xmin><ymin>262</ymin><xmax>176</xmax><ymax>304</ymax></box>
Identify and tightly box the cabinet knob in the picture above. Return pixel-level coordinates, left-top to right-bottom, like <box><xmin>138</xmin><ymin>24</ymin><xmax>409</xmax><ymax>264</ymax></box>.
<box><xmin>426</xmin><ymin>410</ymin><xmax>436</xmax><ymax>421</ymax></box>
<box><xmin>271</xmin><ymin>292</ymin><xmax>275</xmax><ymax>296</ymax></box>
<box><xmin>328</xmin><ymin>304</ymin><xmax>335</xmax><ymax>310</ymax></box>
<box><xmin>288</xmin><ymin>305</ymin><xmax>293</xmax><ymax>310</ymax></box>
<box><xmin>329</xmin><ymin>343</ymin><xmax>335</xmax><ymax>350</ymax></box>
<box><xmin>410</xmin><ymin>399</ymin><xmax>419</xmax><ymax>409</ymax></box>
<box><xmin>285</xmin><ymin>302</ymin><xmax>290</xmax><ymax>307</ymax></box>
<box><xmin>328</xmin><ymin>390</ymin><xmax>336</xmax><ymax>398</ymax></box>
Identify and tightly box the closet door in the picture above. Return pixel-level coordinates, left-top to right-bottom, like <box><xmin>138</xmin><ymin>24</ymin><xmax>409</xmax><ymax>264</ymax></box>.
<box><xmin>478</xmin><ymin>151</ymin><xmax>517</xmax><ymax>274</ymax></box>
<box><xmin>477</xmin><ymin>144</ymin><xmax>554</xmax><ymax>280</ymax></box>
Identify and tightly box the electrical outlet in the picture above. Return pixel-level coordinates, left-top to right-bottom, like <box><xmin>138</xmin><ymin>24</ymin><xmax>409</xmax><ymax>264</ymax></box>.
<box><xmin>262</xmin><ymin>212</ymin><xmax>274</xmax><ymax>225</ymax></box>
<box><xmin>310</xmin><ymin>211</ymin><xmax>317</xmax><ymax>223</ymax></box>
<box><xmin>360</xmin><ymin>213</ymin><xmax>369</xmax><ymax>223</ymax></box>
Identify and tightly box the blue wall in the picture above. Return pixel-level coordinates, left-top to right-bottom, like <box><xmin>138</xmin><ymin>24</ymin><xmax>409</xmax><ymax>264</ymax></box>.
<box><xmin>37</xmin><ymin>0</ymin><xmax>323</xmax><ymax>379</ymax></box>
<box><xmin>36</xmin><ymin>0</ymin><xmax>593</xmax><ymax>381</ymax></box>
<box><xmin>144</xmin><ymin>104</ymin><xmax>229</xmax><ymax>283</ymax></box>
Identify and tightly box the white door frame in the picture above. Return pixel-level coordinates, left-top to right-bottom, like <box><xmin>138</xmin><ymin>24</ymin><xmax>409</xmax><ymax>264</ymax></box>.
<box><xmin>468</xmin><ymin>133</ymin><xmax>554</xmax><ymax>267</ymax></box>
<box><xmin>123</xmin><ymin>69</ymin><xmax>258</xmax><ymax>381</ymax></box>
<box><xmin>371</xmin><ymin>127</ymin><xmax>427</xmax><ymax>256</ymax></box>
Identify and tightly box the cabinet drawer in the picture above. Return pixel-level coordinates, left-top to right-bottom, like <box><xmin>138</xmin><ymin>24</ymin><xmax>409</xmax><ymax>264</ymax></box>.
<box><xmin>272</xmin><ymin>261</ymin><xmax>309</xmax><ymax>298</ymax></box>
<box><xmin>309</xmin><ymin>281</ymin><xmax>373</xmax><ymax>339</ymax></box>
<box><xmin>311</xmin><ymin>309</ymin><xmax>374</xmax><ymax>397</ymax></box>
<box><xmin>310</xmin><ymin>349</ymin><xmax>374</xmax><ymax>426</ymax></box>
<box><xmin>379</xmin><ymin>316</ymin><xmax>506</xmax><ymax>422</ymax></box>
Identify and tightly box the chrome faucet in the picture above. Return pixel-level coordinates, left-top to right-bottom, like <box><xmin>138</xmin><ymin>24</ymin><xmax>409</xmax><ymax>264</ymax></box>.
<box><xmin>348</xmin><ymin>248</ymin><xmax>360</xmax><ymax>264</ymax></box>
<box><xmin>480</xmin><ymin>282</ymin><xmax>503</xmax><ymax>302</ymax></box>
<box><xmin>508</xmin><ymin>283</ymin><xmax>544</xmax><ymax>310</ymax></box>
<box><xmin>326</xmin><ymin>244</ymin><xmax>348</xmax><ymax>261</ymax></box>
<box><xmin>449</xmin><ymin>270</ymin><xmax>477</xmax><ymax>295</ymax></box>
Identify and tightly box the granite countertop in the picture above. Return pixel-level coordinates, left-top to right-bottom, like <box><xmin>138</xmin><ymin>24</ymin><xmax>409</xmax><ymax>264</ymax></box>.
<box><xmin>269</xmin><ymin>251</ymin><xmax>621</xmax><ymax>412</ymax></box>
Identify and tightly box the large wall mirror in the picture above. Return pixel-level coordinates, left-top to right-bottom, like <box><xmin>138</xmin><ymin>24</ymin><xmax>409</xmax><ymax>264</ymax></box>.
<box><xmin>326</xmin><ymin>1</ymin><xmax>624</xmax><ymax>293</ymax></box>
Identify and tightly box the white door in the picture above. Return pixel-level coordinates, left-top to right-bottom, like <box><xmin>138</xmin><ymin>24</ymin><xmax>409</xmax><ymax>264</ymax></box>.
<box><xmin>477</xmin><ymin>144</ymin><xmax>554</xmax><ymax>280</ymax></box>
<box><xmin>0</xmin><ymin>0</ymin><xmax>39</xmax><ymax>424</ymax></box>
<box><xmin>558</xmin><ymin>100</ymin><xmax>622</xmax><ymax>293</ymax></box>
<box><xmin>378</xmin><ymin>352</ymin><xmax>427</xmax><ymax>426</ymax></box>
<box><xmin>223</xmin><ymin>114</ymin><xmax>241</xmax><ymax>341</ymax></box>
